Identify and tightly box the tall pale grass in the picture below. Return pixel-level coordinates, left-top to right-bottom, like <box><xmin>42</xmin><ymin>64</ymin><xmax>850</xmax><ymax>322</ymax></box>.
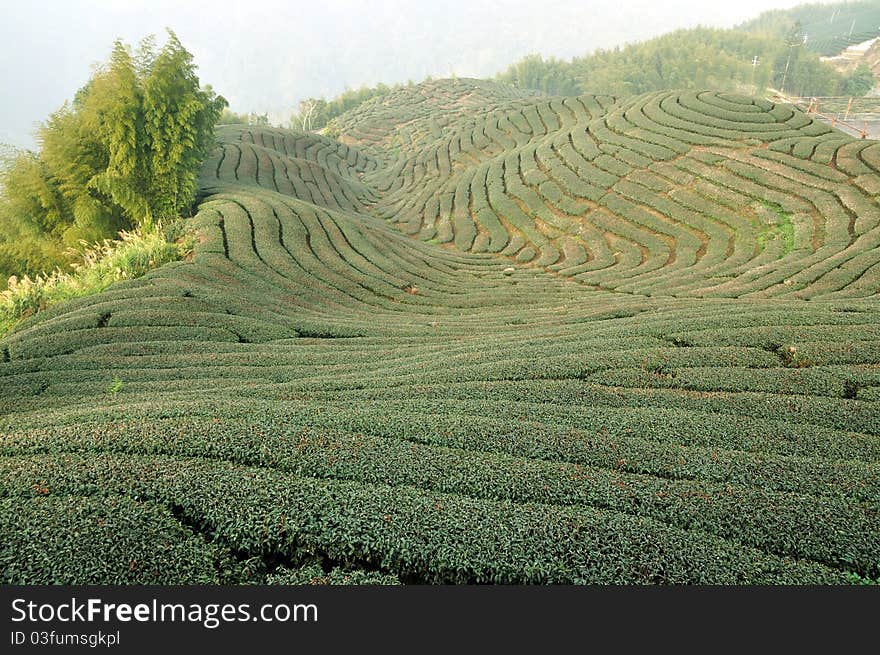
<box><xmin>1</xmin><ymin>223</ymin><xmax>193</xmax><ymax>335</ymax></box>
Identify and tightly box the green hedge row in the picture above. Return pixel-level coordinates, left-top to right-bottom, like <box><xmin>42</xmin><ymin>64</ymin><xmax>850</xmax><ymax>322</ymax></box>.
<box><xmin>2</xmin><ymin>414</ymin><xmax>877</xmax><ymax>574</ymax></box>
<box><xmin>0</xmin><ymin>453</ymin><xmax>858</xmax><ymax>584</ymax></box>
<box><xmin>0</xmin><ymin>495</ymin><xmax>230</xmax><ymax>584</ymax></box>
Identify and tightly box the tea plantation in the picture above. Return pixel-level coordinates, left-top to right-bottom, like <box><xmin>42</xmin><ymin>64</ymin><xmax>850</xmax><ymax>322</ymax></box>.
<box><xmin>2</xmin><ymin>79</ymin><xmax>878</xmax><ymax>584</ymax></box>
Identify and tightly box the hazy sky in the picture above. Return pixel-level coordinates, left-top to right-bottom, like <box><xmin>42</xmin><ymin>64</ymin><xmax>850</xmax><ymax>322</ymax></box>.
<box><xmin>1</xmin><ymin>0</ymin><xmax>816</xmax><ymax>148</ymax></box>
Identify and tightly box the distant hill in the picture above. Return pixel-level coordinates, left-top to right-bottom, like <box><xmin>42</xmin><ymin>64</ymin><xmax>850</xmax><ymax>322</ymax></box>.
<box><xmin>740</xmin><ymin>1</ymin><xmax>880</xmax><ymax>56</ymax></box>
<box><xmin>490</xmin><ymin>2</ymin><xmax>880</xmax><ymax>100</ymax></box>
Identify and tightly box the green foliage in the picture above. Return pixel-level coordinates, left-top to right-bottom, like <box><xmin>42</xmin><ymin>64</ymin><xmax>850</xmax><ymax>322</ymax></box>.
<box><xmin>0</xmin><ymin>221</ymin><xmax>193</xmax><ymax>336</ymax></box>
<box><xmin>0</xmin><ymin>452</ymin><xmax>865</xmax><ymax>584</ymax></box>
<box><xmin>0</xmin><ymin>31</ymin><xmax>225</xmax><ymax>280</ymax></box>
<box><xmin>217</xmin><ymin>109</ymin><xmax>270</xmax><ymax>126</ymax></box>
<box><xmin>841</xmin><ymin>64</ymin><xmax>877</xmax><ymax>97</ymax></box>
<box><xmin>267</xmin><ymin>563</ymin><xmax>401</xmax><ymax>585</ymax></box>
<box><xmin>496</xmin><ymin>25</ymin><xmax>864</xmax><ymax>99</ymax></box>
<box><xmin>740</xmin><ymin>1</ymin><xmax>880</xmax><ymax>56</ymax></box>
<box><xmin>37</xmin><ymin>103</ymin><xmax>125</xmax><ymax>245</ymax></box>
<box><xmin>757</xmin><ymin>201</ymin><xmax>796</xmax><ymax>255</ymax></box>
<box><xmin>106</xmin><ymin>376</ymin><xmax>124</xmax><ymax>395</ymax></box>
<box><xmin>0</xmin><ymin>495</ymin><xmax>231</xmax><ymax>584</ymax></box>
<box><xmin>497</xmin><ymin>54</ymin><xmax>581</xmax><ymax>95</ymax></box>
<box><xmin>141</xmin><ymin>32</ymin><xmax>227</xmax><ymax>223</ymax></box>
<box><xmin>846</xmin><ymin>571</ymin><xmax>880</xmax><ymax>585</ymax></box>
<box><xmin>291</xmin><ymin>83</ymin><xmax>401</xmax><ymax>132</ymax></box>
<box><xmin>0</xmin><ymin>167</ymin><xmax>68</xmax><ymax>282</ymax></box>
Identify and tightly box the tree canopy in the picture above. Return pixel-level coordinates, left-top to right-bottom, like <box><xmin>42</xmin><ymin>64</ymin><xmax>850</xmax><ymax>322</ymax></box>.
<box><xmin>0</xmin><ymin>31</ymin><xmax>226</xmax><ymax>282</ymax></box>
<box><xmin>217</xmin><ymin>109</ymin><xmax>270</xmax><ymax>126</ymax></box>
<box><xmin>290</xmin><ymin>83</ymin><xmax>406</xmax><ymax>132</ymax></box>
<box><xmin>496</xmin><ymin>25</ymin><xmax>876</xmax><ymax>99</ymax></box>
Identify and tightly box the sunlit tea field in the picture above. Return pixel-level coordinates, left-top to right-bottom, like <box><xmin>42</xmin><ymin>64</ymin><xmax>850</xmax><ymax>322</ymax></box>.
<box><xmin>2</xmin><ymin>79</ymin><xmax>878</xmax><ymax>584</ymax></box>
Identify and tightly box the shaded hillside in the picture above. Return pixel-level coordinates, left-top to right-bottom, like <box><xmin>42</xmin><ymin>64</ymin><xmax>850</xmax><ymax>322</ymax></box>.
<box><xmin>741</xmin><ymin>1</ymin><xmax>880</xmax><ymax>56</ymax></box>
<box><xmin>1</xmin><ymin>79</ymin><xmax>878</xmax><ymax>585</ymax></box>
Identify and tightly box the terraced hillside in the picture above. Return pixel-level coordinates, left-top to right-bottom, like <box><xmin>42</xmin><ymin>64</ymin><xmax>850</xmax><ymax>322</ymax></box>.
<box><xmin>2</xmin><ymin>79</ymin><xmax>879</xmax><ymax>585</ymax></box>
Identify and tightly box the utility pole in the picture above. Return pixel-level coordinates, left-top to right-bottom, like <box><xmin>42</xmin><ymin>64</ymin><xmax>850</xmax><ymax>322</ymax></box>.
<box><xmin>780</xmin><ymin>35</ymin><xmax>807</xmax><ymax>95</ymax></box>
<box><xmin>751</xmin><ymin>55</ymin><xmax>759</xmax><ymax>89</ymax></box>
<box><xmin>781</xmin><ymin>49</ymin><xmax>793</xmax><ymax>95</ymax></box>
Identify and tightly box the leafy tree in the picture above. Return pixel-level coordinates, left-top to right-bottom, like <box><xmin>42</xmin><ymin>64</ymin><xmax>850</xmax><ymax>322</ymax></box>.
<box><xmin>142</xmin><ymin>31</ymin><xmax>226</xmax><ymax>223</ymax></box>
<box><xmin>81</xmin><ymin>41</ymin><xmax>149</xmax><ymax>228</ymax></box>
<box><xmin>0</xmin><ymin>152</ymin><xmax>68</xmax><ymax>279</ymax></box>
<box><xmin>292</xmin><ymin>98</ymin><xmax>325</xmax><ymax>131</ymax></box>
<box><xmin>841</xmin><ymin>64</ymin><xmax>876</xmax><ymax>96</ymax></box>
<box><xmin>217</xmin><ymin>109</ymin><xmax>270</xmax><ymax>126</ymax></box>
<box><xmin>38</xmin><ymin>101</ymin><xmax>123</xmax><ymax>245</ymax></box>
<box><xmin>739</xmin><ymin>1</ymin><xmax>880</xmax><ymax>57</ymax></box>
<box><xmin>248</xmin><ymin>112</ymin><xmax>269</xmax><ymax>126</ymax></box>
<box><xmin>290</xmin><ymin>83</ymin><xmax>401</xmax><ymax>132</ymax></box>
<box><xmin>497</xmin><ymin>54</ymin><xmax>581</xmax><ymax>95</ymax></box>
<box><xmin>217</xmin><ymin>109</ymin><xmax>246</xmax><ymax>125</ymax></box>
<box><xmin>497</xmin><ymin>26</ymin><xmax>854</xmax><ymax>99</ymax></box>
<box><xmin>0</xmin><ymin>30</ymin><xmax>225</xmax><ymax>282</ymax></box>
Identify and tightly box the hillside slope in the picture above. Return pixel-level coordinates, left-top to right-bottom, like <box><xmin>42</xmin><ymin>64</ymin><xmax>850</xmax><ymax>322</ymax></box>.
<box><xmin>1</xmin><ymin>79</ymin><xmax>879</xmax><ymax>585</ymax></box>
<box><xmin>741</xmin><ymin>1</ymin><xmax>880</xmax><ymax>56</ymax></box>
<box><xmin>822</xmin><ymin>37</ymin><xmax>880</xmax><ymax>87</ymax></box>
